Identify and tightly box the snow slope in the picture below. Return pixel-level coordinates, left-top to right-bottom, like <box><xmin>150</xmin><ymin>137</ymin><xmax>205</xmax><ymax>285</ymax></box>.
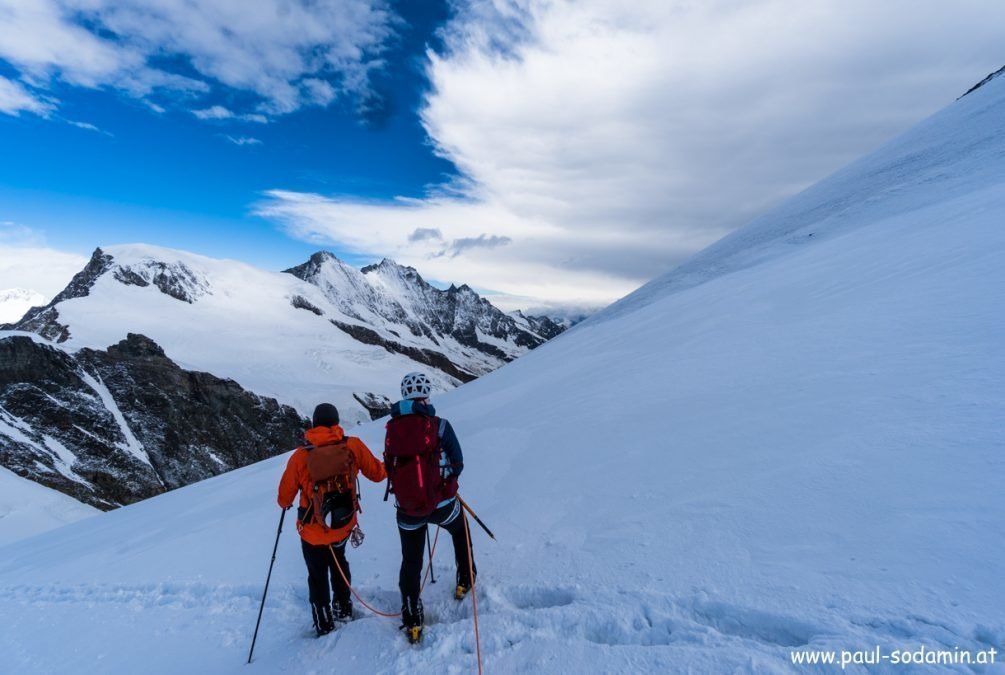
<box><xmin>0</xmin><ymin>467</ymin><xmax>99</xmax><ymax>547</ymax></box>
<box><xmin>0</xmin><ymin>288</ymin><xmax>45</xmax><ymax>324</ymax></box>
<box><xmin>1</xmin><ymin>75</ymin><xmax>1003</xmax><ymax>673</ymax></box>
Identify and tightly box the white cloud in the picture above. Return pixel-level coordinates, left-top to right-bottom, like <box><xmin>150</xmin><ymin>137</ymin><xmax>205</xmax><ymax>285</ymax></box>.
<box><xmin>0</xmin><ymin>0</ymin><xmax>394</xmax><ymax>117</ymax></box>
<box><xmin>301</xmin><ymin>78</ymin><xmax>338</xmax><ymax>106</ymax></box>
<box><xmin>193</xmin><ymin>105</ymin><xmax>271</xmax><ymax>123</ymax></box>
<box><xmin>66</xmin><ymin>120</ymin><xmax>99</xmax><ymax>132</ymax></box>
<box><xmin>0</xmin><ymin>247</ymin><xmax>87</xmax><ymax>300</ymax></box>
<box><xmin>260</xmin><ymin>0</ymin><xmax>1005</xmax><ymax>307</ymax></box>
<box><xmin>0</xmin><ymin>223</ymin><xmax>87</xmax><ymax>298</ymax></box>
<box><xmin>65</xmin><ymin>119</ymin><xmax>112</xmax><ymax>135</ymax></box>
<box><xmin>0</xmin><ymin>75</ymin><xmax>54</xmax><ymax>116</ymax></box>
<box><xmin>257</xmin><ymin>189</ymin><xmax>644</xmax><ymax>305</ymax></box>
<box><xmin>192</xmin><ymin>105</ymin><xmax>234</xmax><ymax>120</ymax></box>
<box><xmin>0</xmin><ymin>220</ymin><xmax>45</xmax><ymax>246</ymax></box>
<box><xmin>224</xmin><ymin>135</ymin><xmax>262</xmax><ymax>146</ymax></box>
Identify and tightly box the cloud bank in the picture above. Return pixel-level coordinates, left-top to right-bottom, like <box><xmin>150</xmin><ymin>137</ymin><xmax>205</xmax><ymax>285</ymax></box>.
<box><xmin>0</xmin><ymin>222</ymin><xmax>87</xmax><ymax>298</ymax></box>
<box><xmin>260</xmin><ymin>0</ymin><xmax>1005</xmax><ymax>309</ymax></box>
<box><xmin>0</xmin><ymin>0</ymin><xmax>394</xmax><ymax>118</ymax></box>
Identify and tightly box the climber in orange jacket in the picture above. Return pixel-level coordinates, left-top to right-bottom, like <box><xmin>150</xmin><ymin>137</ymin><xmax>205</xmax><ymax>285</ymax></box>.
<box><xmin>278</xmin><ymin>403</ymin><xmax>385</xmax><ymax>636</ymax></box>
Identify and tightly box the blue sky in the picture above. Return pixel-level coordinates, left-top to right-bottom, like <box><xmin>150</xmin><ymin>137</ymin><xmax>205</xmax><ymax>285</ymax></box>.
<box><xmin>0</xmin><ymin>0</ymin><xmax>456</xmax><ymax>272</ymax></box>
<box><xmin>1</xmin><ymin>1</ymin><xmax>1003</xmax><ymax>309</ymax></box>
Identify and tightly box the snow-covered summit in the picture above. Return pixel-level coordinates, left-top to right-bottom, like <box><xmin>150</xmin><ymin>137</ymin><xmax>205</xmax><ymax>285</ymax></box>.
<box><xmin>287</xmin><ymin>250</ymin><xmax>560</xmax><ymax>362</ymax></box>
<box><xmin>7</xmin><ymin>244</ymin><xmax>565</xmax><ymax>422</ymax></box>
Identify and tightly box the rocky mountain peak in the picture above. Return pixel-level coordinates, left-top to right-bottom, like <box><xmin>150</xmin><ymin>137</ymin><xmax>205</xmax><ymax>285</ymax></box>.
<box><xmin>361</xmin><ymin>258</ymin><xmax>426</xmax><ymax>285</ymax></box>
<box><xmin>283</xmin><ymin>250</ymin><xmax>348</xmax><ymax>281</ymax></box>
<box><xmin>53</xmin><ymin>248</ymin><xmax>114</xmax><ymax>305</ymax></box>
<box><xmin>3</xmin><ymin>247</ymin><xmax>211</xmax><ymax>340</ymax></box>
<box><xmin>1</xmin><ymin>248</ymin><xmax>115</xmax><ymax>341</ymax></box>
<box><xmin>105</xmin><ymin>333</ymin><xmax>169</xmax><ymax>360</ymax></box>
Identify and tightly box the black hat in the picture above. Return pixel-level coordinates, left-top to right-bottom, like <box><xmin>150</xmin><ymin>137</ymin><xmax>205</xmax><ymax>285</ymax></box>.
<box><xmin>312</xmin><ymin>403</ymin><xmax>340</xmax><ymax>428</ymax></box>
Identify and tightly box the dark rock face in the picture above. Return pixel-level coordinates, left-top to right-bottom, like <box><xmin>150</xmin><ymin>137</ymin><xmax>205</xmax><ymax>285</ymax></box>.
<box><xmin>112</xmin><ymin>259</ymin><xmax>209</xmax><ymax>303</ymax></box>
<box><xmin>0</xmin><ymin>333</ymin><xmax>308</xmax><ymax>510</ymax></box>
<box><xmin>330</xmin><ymin>319</ymin><xmax>477</xmax><ymax>383</ymax></box>
<box><xmin>353</xmin><ymin>392</ymin><xmax>393</xmax><ymax>420</ymax></box>
<box><xmin>8</xmin><ymin>307</ymin><xmax>71</xmax><ymax>343</ymax></box>
<box><xmin>291</xmin><ymin>295</ymin><xmax>323</xmax><ymax>316</ymax></box>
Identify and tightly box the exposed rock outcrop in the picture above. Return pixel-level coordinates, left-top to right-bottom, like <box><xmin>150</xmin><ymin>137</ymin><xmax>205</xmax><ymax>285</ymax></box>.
<box><xmin>0</xmin><ymin>333</ymin><xmax>307</xmax><ymax>510</ymax></box>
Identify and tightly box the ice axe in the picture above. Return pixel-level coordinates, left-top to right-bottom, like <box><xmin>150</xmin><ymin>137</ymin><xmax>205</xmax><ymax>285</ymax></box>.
<box><xmin>457</xmin><ymin>494</ymin><xmax>495</xmax><ymax>541</ymax></box>
<box><xmin>426</xmin><ymin>528</ymin><xmax>437</xmax><ymax>583</ymax></box>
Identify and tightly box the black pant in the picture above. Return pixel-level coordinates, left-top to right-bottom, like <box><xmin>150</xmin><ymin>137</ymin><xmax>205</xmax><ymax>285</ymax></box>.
<box><xmin>302</xmin><ymin>538</ymin><xmax>350</xmax><ymax>609</ymax></box>
<box><xmin>398</xmin><ymin>500</ymin><xmax>476</xmax><ymax>607</ymax></box>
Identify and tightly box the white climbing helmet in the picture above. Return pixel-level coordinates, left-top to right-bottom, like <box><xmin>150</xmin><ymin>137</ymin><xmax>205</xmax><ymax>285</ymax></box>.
<box><xmin>400</xmin><ymin>371</ymin><xmax>433</xmax><ymax>400</ymax></box>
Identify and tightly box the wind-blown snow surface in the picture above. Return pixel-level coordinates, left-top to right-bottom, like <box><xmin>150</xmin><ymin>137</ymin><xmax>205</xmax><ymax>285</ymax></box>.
<box><xmin>2</xmin><ymin>77</ymin><xmax>1004</xmax><ymax>673</ymax></box>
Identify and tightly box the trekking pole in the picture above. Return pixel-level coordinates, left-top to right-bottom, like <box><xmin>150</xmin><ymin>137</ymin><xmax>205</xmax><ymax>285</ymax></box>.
<box><xmin>426</xmin><ymin>529</ymin><xmax>437</xmax><ymax>583</ymax></box>
<box><xmin>248</xmin><ymin>507</ymin><xmax>288</xmax><ymax>664</ymax></box>
<box><xmin>457</xmin><ymin>495</ymin><xmax>496</xmax><ymax>541</ymax></box>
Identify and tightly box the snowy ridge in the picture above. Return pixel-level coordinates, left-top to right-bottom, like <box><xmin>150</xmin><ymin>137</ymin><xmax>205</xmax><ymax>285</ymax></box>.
<box><xmin>9</xmin><ymin>246</ymin><xmax>565</xmax><ymax>424</ymax></box>
<box><xmin>589</xmin><ymin>65</ymin><xmax>1005</xmax><ymax>327</ymax></box>
<box><xmin>960</xmin><ymin>64</ymin><xmax>1005</xmax><ymax>98</ymax></box>
<box><xmin>1</xmin><ymin>73</ymin><xmax>1003</xmax><ymax>673</ymax></box>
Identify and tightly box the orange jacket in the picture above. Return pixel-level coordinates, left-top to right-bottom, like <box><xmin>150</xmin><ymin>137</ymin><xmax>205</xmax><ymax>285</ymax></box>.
<box><xmin>278</xmin><ymin>425</ymin><xmax>386</xmax><ymax>546</ymax></box>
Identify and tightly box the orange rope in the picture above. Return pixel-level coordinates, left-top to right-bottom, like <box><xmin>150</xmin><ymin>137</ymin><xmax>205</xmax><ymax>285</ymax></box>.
<box><xmin>463</xmin><ymin>513</ymin><xmax>483</xmax><ymax>675</ymax></box>
<box><xmin>328</xmin><ymin>527</ymin><xmax>439</xmax><ymax>618</ymax></box>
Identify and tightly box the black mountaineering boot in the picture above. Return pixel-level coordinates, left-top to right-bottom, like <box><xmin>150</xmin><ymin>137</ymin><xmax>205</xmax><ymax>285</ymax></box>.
<box><xmin>455</xmin><ymin>569</ymin><xmax>475</xmax><ymax>601</ymax></box>
<box><xmin>333</xmin><ymin>597</ymin><xmax>353</xmax><ymax>622</ymax></box>
<box><xmin>312</xmin><ymin>602</ymin><xmax>335</xmax><ymax>637</ymax></box>
<box><xmin>401</xmin><ymin>597</ymin><xmax>424</xmax><ymax>644</ymax></box>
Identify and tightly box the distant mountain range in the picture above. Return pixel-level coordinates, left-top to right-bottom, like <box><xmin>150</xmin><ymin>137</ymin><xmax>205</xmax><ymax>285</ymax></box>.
<box><xmin>0</xmin><ymin>245</ymin><xmax>570</xmax><ymax>510</ymax></box>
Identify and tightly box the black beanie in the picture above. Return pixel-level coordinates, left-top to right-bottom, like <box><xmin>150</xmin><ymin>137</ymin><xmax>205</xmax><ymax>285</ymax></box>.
<box><xmin>312</xmin><ymin>403</ymin><xmax>340</xmax><ymax>428</ymax></box>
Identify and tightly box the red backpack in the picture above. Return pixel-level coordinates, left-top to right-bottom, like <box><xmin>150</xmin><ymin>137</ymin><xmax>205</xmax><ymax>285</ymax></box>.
<box><xmin>384</xmin><ymin>414</ymin><xmax>458</xmax><ymax>517</ymax></box>
<box><xmin>303</xmin><ymin>440</ymin><xmax>359</xmax><ymax>531</ymax></box>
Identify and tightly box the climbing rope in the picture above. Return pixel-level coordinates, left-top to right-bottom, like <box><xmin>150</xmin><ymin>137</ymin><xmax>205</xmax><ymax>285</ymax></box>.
<box><xmin>328</xmin><ymin>527</ymin><xmax>439</xmax><ymax>618</ymax></box>
<box><xmin>326</xmin><ymin>512</ymin><xmax>484</xmax><ymax>675</ymax></box>
<box><xmin>463</xmin><ymin>512</ymin><xmax>483</xmax><ymax>675</ymax></box>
